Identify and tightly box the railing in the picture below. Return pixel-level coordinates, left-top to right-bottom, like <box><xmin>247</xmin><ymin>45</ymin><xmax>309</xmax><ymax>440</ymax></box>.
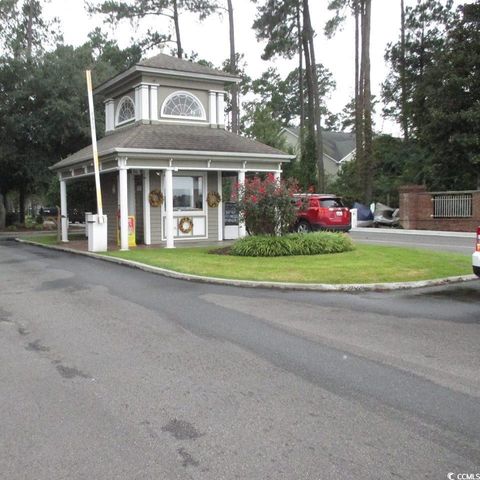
<box><xmin>432</xmin><ymin>193</ymin><xmax>472</xmax><ymax>218</ymax></box>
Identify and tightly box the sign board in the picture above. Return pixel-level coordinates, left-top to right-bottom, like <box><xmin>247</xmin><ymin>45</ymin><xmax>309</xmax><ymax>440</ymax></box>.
<box><xmin>117</xmin><ymin>215</ymin><xmax>136</xmax><ymax>247</ymax></box>
<box><xmin>224</xmin><ymin>202</ymin><xmax>239</xmax><ymax>226</ymax></box>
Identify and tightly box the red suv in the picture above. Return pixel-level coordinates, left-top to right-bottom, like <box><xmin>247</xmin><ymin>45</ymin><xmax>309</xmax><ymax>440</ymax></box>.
<box><xmin>294</xmin><ymin>194</ymin><xmax>351</xmax><ymax>233</ymax></box>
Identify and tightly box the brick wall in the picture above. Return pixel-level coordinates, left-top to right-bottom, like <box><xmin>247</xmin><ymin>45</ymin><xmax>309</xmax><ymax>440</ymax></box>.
<box><xmin>399</xmin><ymin>185</ymin><xmax>480</xmax><ymax>231</ymax></box>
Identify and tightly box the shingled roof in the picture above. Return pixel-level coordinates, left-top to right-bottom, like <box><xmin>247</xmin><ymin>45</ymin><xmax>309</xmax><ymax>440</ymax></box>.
<box><xmin>51</xmin><ymin>123</ymin><xmax>291</xmax><ymax>170</ymax></box>
<box><xmin>137</xmin><ymin>53</ymin><xmax>239</xmax><ymax>80</ymax></box>
<box><xmin>285</xmin><ymin>128</ymin><xmax>356</xmax><ymax>163</ymax></box>
<box><xmin>94</xmin><ymin>53</ymin><xmax>239</xmax><ymax>95</ymax></box>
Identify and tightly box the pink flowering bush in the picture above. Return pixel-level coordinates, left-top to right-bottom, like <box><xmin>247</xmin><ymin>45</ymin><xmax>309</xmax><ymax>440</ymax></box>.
<box><xmin>232</xmin><ymin>174</ymin><xmax>300</xmax><ymax>236</ymax></box>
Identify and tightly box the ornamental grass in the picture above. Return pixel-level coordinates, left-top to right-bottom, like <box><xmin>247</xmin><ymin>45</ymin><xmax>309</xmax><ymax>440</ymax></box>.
<box><xmin>229</xmin><ymin>232</ymin><xmax>355</xmax><ymax>257</ymax></box>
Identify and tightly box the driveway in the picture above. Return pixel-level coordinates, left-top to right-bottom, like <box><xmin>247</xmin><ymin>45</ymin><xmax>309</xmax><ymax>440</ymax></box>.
<box><xmin>350</xmin><ymin>228</ymin><xmax>475</xmax><ymax>254</ymax></box>
<box><xmin>0</xmin><ymin>240</ymin><xmax>479</xmax><ymax>479</ymax></box>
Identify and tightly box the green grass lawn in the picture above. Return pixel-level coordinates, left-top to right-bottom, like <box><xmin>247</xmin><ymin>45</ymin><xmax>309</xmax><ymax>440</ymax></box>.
<box><xmin>104</xmin><ymin>244</ymin><xmax>471</xmax><ymax>284</ymax></box>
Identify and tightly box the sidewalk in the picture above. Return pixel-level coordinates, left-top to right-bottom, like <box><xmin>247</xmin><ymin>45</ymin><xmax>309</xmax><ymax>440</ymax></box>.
<box><xmin>352</xmin><ymin>227</ymin><xmax>475</xmax><ymax>238</ymax></box>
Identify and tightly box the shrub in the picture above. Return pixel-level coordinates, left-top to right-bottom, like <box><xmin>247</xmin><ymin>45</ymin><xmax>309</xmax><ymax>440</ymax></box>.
<box><xmin>25</xmin><ymin>216</ymin><xmax>36</xmax><ymax>228</ymax></box>
<box><xmin>230</xmin><ymin>232</ymin><xmax>355</xmax><ymax>257</ymax></box>
<box><xmin>233</xmin><ymin>174</ymin><xmax>300</xmax><ymax>236</ymax></box>
<box><xmin>6</xmin><ymin>225</ymin><xmax>17</xmax><ymax>231</ymax></box>
<box><xmin>5</xmin><ymin>212</ymin><xmax>19</xmax><ymax>227</ymax></box>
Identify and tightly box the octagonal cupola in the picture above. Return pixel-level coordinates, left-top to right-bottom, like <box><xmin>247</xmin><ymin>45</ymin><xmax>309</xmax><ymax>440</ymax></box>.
<box><xmin>98</xmin><ymin>53</ymin><xmax>240</xmax><ymax>134</ymax></box>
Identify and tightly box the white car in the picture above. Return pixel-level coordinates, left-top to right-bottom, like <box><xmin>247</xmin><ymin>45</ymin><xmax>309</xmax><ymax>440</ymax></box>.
<box><xmin>473</xmin><ymin>227</ymin><xmax>480</xmax><ymax>277</ymax></box>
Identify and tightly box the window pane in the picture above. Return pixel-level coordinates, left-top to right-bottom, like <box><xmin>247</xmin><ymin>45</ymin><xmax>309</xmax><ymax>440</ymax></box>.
<box><xmin>163</xmin><ymin>92</ymin><xmax>203</xmax><ymax>118</ymax></box>
<box><xmin>320</xmin><ymin>198</ymin><xmax>344</xmax><ymax>208</ymax></box>
<box><xmin>172</xmin><ymin>176</ymin><xmax>203</xmax><ymax>210</ymax></box>
<box><xmin>118</xmin><ymin>98</ymin><xmax>135</xmax><ymax>123</ymax></box>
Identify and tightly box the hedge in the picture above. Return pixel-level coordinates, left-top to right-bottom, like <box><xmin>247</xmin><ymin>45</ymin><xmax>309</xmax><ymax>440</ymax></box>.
<box><xmin>229</xmin><ymin>232</ymin><xmax>355</xmax><ymax>257</ymax></box>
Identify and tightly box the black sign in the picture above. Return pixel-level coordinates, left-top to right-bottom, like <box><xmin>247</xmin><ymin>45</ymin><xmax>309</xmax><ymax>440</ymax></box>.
<box><xmin>224</xmin><ymin>202</ymin><xmax>239</xmax><ymax>226</ymax></box>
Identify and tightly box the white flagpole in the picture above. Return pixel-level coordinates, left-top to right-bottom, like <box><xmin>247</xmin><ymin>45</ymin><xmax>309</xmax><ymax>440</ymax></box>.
<box><xmin>85</xmin><ymin>70</ymin><xmax>103</xmax><ymax>219</ymax></box>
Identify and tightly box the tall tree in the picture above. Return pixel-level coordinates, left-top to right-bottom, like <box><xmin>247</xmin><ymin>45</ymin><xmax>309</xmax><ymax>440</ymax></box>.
<box><xmin>399</xmin><ymin>0</ymin><xmax>408</xmax><ymax>141</ymax></box>
<box><xmin>0</xmin><ymin>0</ymin><xmax>62</xmax><ymax>222</ymax></box>
<box><xmin>253</xmin><ymin>0</ymin><xmax>326</xmax><ymax>190</ymax></box>
<box><xmin>360</xmin><ymin>0</ymin><xmax>373</xmax><ymax>203</ymax></box>
<box><xmin>248</xmin><ymin>64</ymin><xmax>335</xmax><ymax>126</ymax></box>
<box><xmin>0</xmin><ymin>30</ymin><xmax>141</xmax><ymax>223</ymax></box>
<box><xmin>382</xmin><ymin>0</ymin><xmax>455</xmax><ymax>140</ymax></box>
<box><xmin>420</xmin><ymin>2</ymin><xmax>480</xmax><ymax>189</ymax></box>
<box><xmin>302</xmin><ymin>0</ymin><xmax>324</xmax><ymax>191</ymax></box>
<box><xmin>0</xmin><ymin>0</ymin><xmax>61</xmax><ymax>58</ymax></box>
<box><xmin>226</xmin><ymin>0</ymin><xmax>239</xmax><ymax>133</ymax></box>
<box><xmin>253</xmin><ymin>0</ymin><xmax>306</xmax><ymax>148</ymax></box>
<box><xmin>87</xmin><ymin>0</ymin><xmax>218</xmax><ymax>58</ymax></box>
<box><xmin>327</xmin><ymin>0</ymin><xmax>373</xmax><ymax>203</ymax></box>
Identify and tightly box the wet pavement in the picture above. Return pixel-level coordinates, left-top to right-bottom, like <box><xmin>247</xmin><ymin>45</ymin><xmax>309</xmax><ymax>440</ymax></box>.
<box><xmin>0</xmin><ymin>240</ymin><xmax>479</xmax><ymax>479</ymax></box>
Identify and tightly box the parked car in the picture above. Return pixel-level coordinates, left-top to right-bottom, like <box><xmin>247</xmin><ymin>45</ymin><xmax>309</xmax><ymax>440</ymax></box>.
<box><xmin>40</xmin><ymin>206</ymin><xmax>58</xmax><ymax>217</ymax></box>
<box><xmin>473</xmin><ymin>227</ymin><xmax>480</xmax><ymax>277</ymax></box>
<box><xmin>294</xmin><ymin>194</ymin><xmax>351</xmax><ymax>233</ymax></box>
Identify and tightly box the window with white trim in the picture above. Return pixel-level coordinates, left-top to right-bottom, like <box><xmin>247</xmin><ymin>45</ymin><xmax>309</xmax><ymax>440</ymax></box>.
<box><xmin>162</xmin><ymin>91</ymin><xmax>205</xmax><ymax>120</ymax></box>
<box><xmin>117</xmin><ymin>96</ymin><xmax>135</xmax><ymax>125</ymax></box>
<box><xmin>173</xmin><ymin>176</ymin><xmax>204</xmax><ymax>210</ymax></box>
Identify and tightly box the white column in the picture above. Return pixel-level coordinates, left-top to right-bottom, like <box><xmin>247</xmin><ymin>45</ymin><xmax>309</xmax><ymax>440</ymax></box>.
<box><xmin>274</xmin><ymin>171</ymin><xmax>281</xmax><ymax>181</ymax></box>
<box><xmin>119</xmin><ymin>167</ymin><xmax>129</xmax><ymax>251</ymax></box>
<box><xmin>60</xmin><ymin>179</ymin><xmax>68</xmax><ymax>243</ymax></box>
<box><xmin>216</xmin><ymin>92</ymin><xmax>225</xmax><ymax>127</ymax></box>
<box><xmin>238</xmin><ymin>170</ymin><xmax>246</xmax><ymax>238</ymax></box>
<box><xmin>164</xmin><ymin>168</ymin><xmax>175</xmax><ymax>249</ymax></box>
<box><xmin>135</xmin><ymin>85</ymin><xmax>150</xmax><ymax>122</ymax></box>
<box><xmin>150</xmin><ymin>85</ymin><xmax>159</xmax><ymax>121</ymax></box>
<box><xmin>217</xmin><ymin>171</ymin><xmax>223</xmax><ymax>241</ymax></box>
<box><xmin>134</xmin><ymin>87</ymin><xmax>142</xmax><ymax>122</ymax></box>
<box><xmin>105</xmin><ymin>99</ymin><xmax>114</xmax><ymax>132</ymax></box>
<box><xmin>209</xmin><ymin>91</ymin><xmax>217</xmax><ymax>126</ymax></box>
<box><xmin>143</xmin><ymin>170</ymin><xmax>151</xmax><ymax>245</ymax></box>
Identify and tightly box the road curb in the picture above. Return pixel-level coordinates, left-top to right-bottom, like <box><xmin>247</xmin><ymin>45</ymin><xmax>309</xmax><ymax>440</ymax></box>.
<box><xmin>15</xmin><ymin>238</ymin><xmax>477</xmax><ymax>292</ymax></box>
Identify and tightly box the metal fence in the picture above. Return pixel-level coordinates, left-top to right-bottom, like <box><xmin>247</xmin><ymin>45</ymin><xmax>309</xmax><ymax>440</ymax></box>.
<box><xmin>432</xmin><ymin>193</ymin><xmax>472</xmax><ymax>218</ymax></box>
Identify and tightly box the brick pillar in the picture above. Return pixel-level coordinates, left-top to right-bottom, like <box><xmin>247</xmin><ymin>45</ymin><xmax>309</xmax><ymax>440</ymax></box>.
<box><xmin>473</xmin><ymin>191</ymin><xmax>480</xmax><ymax>224</ymax></box>
<box><xmin>398</xmin><ymin>185</ymin><xmax>428</xmax><ymax>230</ymax></box>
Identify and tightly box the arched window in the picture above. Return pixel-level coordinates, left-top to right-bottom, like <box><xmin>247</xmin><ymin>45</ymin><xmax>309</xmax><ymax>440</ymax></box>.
<box><xmin>161</xmin><ymin>91</ymin><xmax>206</xmax><ymax>120</ymax></box>
<box><xmin>117</xmin><ymin>96</ymin><xmax>135</xmax><ymax>125</ymax></box>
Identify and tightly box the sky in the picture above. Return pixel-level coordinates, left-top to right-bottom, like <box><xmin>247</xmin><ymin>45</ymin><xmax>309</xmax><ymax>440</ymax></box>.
<box><xmin>41</xmin><ymin>0</ymin><xmax>452</xmax><ymax>137</ymax></box>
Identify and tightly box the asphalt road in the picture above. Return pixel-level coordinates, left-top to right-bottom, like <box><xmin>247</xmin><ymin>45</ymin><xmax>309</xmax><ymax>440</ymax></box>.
<box><xmin>1</xmin><ymin>240</ymin><xmax>479</xmax><ymax>480</ymax></box>
<box><xmin>350</xmin><ymin>229</ymin><xmax>476</xmax><ymax>254</ymax></box>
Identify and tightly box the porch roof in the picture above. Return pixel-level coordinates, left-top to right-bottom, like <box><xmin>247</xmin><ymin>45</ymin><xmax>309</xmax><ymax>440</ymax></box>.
<box><xmin>51</xmin><ymin>123</ymin><xmax>292</xmax><ymax>171</ymax></box>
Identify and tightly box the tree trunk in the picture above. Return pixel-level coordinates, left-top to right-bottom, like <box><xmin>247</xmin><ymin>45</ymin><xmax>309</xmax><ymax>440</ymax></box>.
<box><xmin>303</xmin><ymin>0</ymin><xmax>324</xmax><ymax>192</ymax></box>
<box><xmin>301</xmin><ymin>27</ymin><xmax>317</xmax><ymax>189</ymax></box>
<box><xmin>296</xmin><ymin>2</ymin><xmax>304</xmax><ymax>139</ymax></box>
<box><xmin>172</xmin><ymin>0</ymin><xmax>183</xmax><ymax>58</ymax></box>
<box><xmin>227</xmin><ymin>0</ymin><xmax>239</xmax><ymax>134</ymax></box>
<box><xmin>362</xmin><ymin>0</ymin><xmax>373</xmax><ymax>204</ymax></box>
<box><xmin>400</xmin><ymin>0</ymin><xmax>409</xmax><ymax>141</ymax></box>
<box><xmin>302</xmin><ymin>33</ymin><xmax>314</xmax><ymax>140</ymax></box>
<box><xmin>0</xmin><ymin>194</ymin><xmax>5</xmax><ymax>230</ymax></box>
<box><xmin>354</xmin><ymin>0</ymin><xmax>362</xmax><ymax>149</ymax></box>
